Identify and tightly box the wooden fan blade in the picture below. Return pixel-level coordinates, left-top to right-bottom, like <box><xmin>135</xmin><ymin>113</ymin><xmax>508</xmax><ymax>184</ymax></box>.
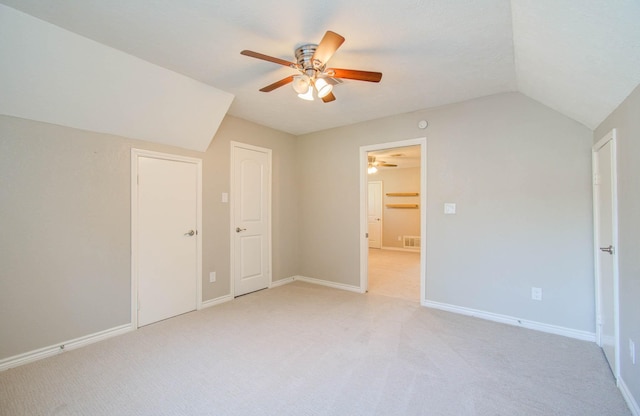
<box><xmin>312</xmin><ymin>31</ymin><xmax>345</xmax><ymax>65</ymax></box>
<box><xmin>259</xmin><ymin>75</ymin><xmax>295</xmax><ymax>92</ymax></box>
<box><xmin>241</xmin><ymin>50</ymin><xmax>297</xmax><ymax>68</ymax></box>
<box><xmin>321</xmin><ymin>91</ymin><xmax>336</xmax><ymax>103</ymax></box>
<box><xmin>330</xmin><ymin>68</ymin><xmax>382</xmax><ymax>82</ymax></box>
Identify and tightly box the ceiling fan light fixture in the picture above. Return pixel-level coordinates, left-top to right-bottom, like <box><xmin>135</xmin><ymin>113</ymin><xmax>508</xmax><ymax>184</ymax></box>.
<box><xmin>292</xmin><ymin>75</ymin><xmax>310</xmax><ymax>94</ymax></box>
<box><xmin>298</xmin><ymin>86</ymin><xmax>314</xmax><ymax>101</ymax></box>
<box><xmin>314</xmin><ymin>77</ymin><xmax>333</xmax><ymax>98</ymax></box>
<box><xmin>241</xmin><ymin>30</ymin><xmax>383</xmax><ymax>103</ymax></box>
<box><xmin>367</xmin><ymin>165</ymin><xmax>378</xmax><ymax>174</ymax></box>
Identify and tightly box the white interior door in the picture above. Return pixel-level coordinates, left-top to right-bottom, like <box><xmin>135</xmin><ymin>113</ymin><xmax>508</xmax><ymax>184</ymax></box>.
<box><xmin>368</xmin><ymin>181</ymin><xmax>383</xmax><ymax>249</ymax></box>
<box><xmin>231</xmin><ymin>142</ymin><xmax>271</xmax><ymax>297</ymax></box>
<box><xmin>593</xmin><ymin>130</ymin><xmax>619</xmax><ymax>378</ymax></box>
<box><xmin>135</xmin><ymin>153</ymin><xmax>200</xmax><ymax>327</ymax></box>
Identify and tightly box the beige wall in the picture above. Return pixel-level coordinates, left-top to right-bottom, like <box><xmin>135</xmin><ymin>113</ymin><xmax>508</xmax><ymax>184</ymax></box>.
<box><xmin>297</xmin><ymin>92</ymin><xmax>595</xmax><ymax>333</ymax></box>
<box><xmin>594</xmin><ymin>83</ymin><xmax>640</xmax><ymax>409</ymax></box>
<box><xmin>368</xmin><ymin>167</ymin><xmax>421</xmax><ymax>248</ymax></box>
<box><xmin>1</xmin><ymin>91</ymin><xmax>609</xmax><ymax>370</ymax></box>
<box><xmin>0</xmin><ymin>114</ymin><xmax>297</xmax><ymax>360</ymax></box>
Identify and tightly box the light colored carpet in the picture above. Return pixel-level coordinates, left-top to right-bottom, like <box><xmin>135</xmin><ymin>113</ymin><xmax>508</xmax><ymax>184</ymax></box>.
<box><xmin>368</xmin><ymin>248</ymin><xmax>420</xmax><ymax>302</ymax></box>
<box><xmin>0</xmin><ymin>282</ymin><xmax>631</xmax><ymax>415</ymax></box>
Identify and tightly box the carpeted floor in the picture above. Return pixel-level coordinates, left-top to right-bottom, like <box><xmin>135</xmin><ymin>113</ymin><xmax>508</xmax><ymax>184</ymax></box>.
<box><xmin>0</xmin><ymin>282</ymin><xmax>631</xmax><ymax>415</ymax></box>
<box><xmin>368</xmin><ymin>248</ymin><xmax>420</xmax><ymax>302</ymax></box>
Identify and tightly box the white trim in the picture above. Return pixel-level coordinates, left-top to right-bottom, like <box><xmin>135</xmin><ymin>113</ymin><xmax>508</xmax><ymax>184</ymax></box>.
<box><xmin>360</xmin><ymin>138</ymin><xmax>427</xmax><ymax>302</ymax></box>
<box><xmin>381</xmin><ymin>246</ymin><xmax>421</xmax><ymax>253</ymax></box>
<box><xmin>229</xmin><ymin>141</ymin><xmax>273</xmax><ymax>297</ymax></box>
<box><xmin>619</xmin><ymin>377</ymin><xmax>640</xmax><ymax>416</ymax></box>
<box><xmin>271</xmin><ymin>277</ymin><xmax>296</xmax><ymax>288</ymax></box>
<box><xmin>423</xmin><ymin>300</ymin><xmax>596</xmax><ymax>342</ymax></box>
<box><xmin>592</xmin><ymin>129</ymin><xmax>620</xmax><ymax>379</ymax></box>
<box><xmin>200</xmin><ymin>294</ymin><xmax>233</xmax><ymax>309</ymax></box>
<box><xmin>0</xmin><ymin>324</ymin><xmax>132</xmax><ymax>372</ymax></box>
<box><xmin>131</xmin><ymin>149</ymin><xmax>203</xmax><ymax>329</ymax></box>
<box><xmin>293</xmin><ymin>275</ymin><xmax>364</xmax><ymax>294</ymax></box>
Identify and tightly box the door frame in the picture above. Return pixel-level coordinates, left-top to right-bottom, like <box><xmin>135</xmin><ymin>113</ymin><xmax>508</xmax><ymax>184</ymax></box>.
<box><xmin>131</xmin><ymin>148</ymin><xmax>203</xmax><ymax>329</ymax></box>
<box><xmin>367</xmin><ymin>180</ymin><xmax>383</xmax><ymax>249</ymax></box>
<box><xmin>229</xmin><ymin>141</ymin><xmax>273</xmax><ymax>297</ymax></box>
<box><xmin>359</xmin><ymin>137</ymin><xmax>427</xmax><ymax>302</ymax></box>
<box><xmin>592</xmin><ymin>129</ymin><xmax>620</xmax><ymax>380</ymax></box>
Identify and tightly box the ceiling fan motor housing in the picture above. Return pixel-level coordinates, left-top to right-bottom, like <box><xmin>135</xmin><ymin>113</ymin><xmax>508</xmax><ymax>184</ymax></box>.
<box><xmin>295</xmin><ymin>44</ymin><xmax>324</xmax><ymax>76</ymax></box>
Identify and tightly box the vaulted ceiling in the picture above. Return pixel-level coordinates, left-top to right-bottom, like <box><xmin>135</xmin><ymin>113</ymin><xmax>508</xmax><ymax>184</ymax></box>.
<box><xmin>2</xmin><ymin>0</ymin><xmax>639</xmax><ymax>135</ymax></box>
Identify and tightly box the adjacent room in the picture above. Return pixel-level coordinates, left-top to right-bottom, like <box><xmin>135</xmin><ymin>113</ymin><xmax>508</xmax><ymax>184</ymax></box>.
<box><xmin>1</xmin><ymin>1</ymin><xmax>639</xmax><ymax>415</ymax></box>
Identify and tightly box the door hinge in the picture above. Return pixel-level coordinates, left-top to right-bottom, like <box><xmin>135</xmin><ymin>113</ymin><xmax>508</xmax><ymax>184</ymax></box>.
<box><xmin>366</xmin><ymin>233</ymin><xmax>369</xmax><ymax>238</ymax></box>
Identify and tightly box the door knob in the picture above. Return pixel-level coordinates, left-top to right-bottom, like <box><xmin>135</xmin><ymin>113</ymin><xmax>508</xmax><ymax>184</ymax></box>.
<box><xmin>599</xmin><ymin>245</ymin><xmax>614</xmax><ymax>255</ymax></box>
<box><xmin>236</xmin><ymin>227</ymin><xmax>246</xmax><ymax>233</ymax></box>
<box><xmin>184</xmin><ymin>230</ymin><xmax>195</xmax><ymax>236</ymax></box>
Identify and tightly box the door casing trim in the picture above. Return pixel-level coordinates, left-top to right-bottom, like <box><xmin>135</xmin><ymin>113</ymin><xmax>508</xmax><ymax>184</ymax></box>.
<box><xmin>359</xmin><ymin>137</ymin><xmax>427</xmax><ymax>302</ymax></box>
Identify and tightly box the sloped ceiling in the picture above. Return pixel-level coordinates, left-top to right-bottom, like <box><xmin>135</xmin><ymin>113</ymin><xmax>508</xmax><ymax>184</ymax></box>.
<box><xmin>1</xmin><ymin>0</ymin><xmax>639</xmax><ymax>135</ymax></box>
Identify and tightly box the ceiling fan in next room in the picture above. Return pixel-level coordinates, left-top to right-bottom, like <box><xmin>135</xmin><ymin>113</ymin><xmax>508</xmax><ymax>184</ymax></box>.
<box><xmin>240</xmin><ymin>31</ymin><xmax>382</xmax><ymax>102</ymax></box>
<box><xmin>368</xmin><ymin>155</ymin><xmax>397</xmax><ymax>174</ymax></box>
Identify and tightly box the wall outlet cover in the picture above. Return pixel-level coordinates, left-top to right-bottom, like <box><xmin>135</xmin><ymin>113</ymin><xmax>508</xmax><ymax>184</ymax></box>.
<box><xmin>444</xmin><ymin>203</ymin><xmax>456</xmax><ymax>214</ymax></box>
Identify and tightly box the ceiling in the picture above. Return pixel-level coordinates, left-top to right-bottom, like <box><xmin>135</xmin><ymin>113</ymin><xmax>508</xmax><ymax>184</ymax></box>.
<box><xmin>369</xmin><ymin>146</ymin><xmax>421</xmax><ymax>171</ymax></box>
<box><xmin>2</xmin><ymin>0</ymin><xmax>639</xmax><ymax>135</ymax></box>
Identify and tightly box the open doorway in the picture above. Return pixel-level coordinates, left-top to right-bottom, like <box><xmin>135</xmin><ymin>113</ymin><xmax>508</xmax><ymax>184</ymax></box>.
<box><xmin>359</xmin><ymin>138</ymin><xmax>427</xmax><ymax>303</ymax></box>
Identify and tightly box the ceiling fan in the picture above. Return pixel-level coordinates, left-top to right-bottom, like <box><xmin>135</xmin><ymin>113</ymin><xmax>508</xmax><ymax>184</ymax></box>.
<box><xmin>240</xmin><ymin>31</ymin><xmax>382</xmax><ymax>102</ymax></box>
<box><xmin>368</xmin><ymin>155</ymin><xmax>397</xmax><ymax>174</ymax></box>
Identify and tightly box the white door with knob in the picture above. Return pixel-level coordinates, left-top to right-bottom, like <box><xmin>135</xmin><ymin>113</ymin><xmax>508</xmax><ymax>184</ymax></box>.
<box><xmin>593</xmin><ymin>129</ymin><xmax>619</xmax><ymax>378</ymax></box>
<box><xmin>231</xmin><ymin>142</ymin><xmax>272</xmax><ymax>297</ymax></box>
<box><xmin>133</xmin><ymin>150</ymin><xmax>201</xmax><ymax>327</ymax></box>
<box><xmin>368</xmin><ymin>181</ymin><xmax>383</xmax><ymax>248</ymax></box>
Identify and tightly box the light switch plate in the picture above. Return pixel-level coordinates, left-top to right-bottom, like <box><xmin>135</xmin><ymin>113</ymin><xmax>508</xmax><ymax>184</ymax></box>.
<box><xmin>444</xmin><ymin>203</ymin><xmax>456</xmax><ymax>214</ymax></box>
<box><xmin>222</xmin><ymin>192</ymin><xmax>229</xmax><ymax>203</ymax></box>
<box><xmin>531</xmin><ymin>287</ymin><xmax>542</xmax><ymax>301</ymax></box>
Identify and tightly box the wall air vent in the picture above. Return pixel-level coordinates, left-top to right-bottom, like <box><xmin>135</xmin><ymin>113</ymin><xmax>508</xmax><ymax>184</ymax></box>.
<box><xmin>403</xmin><ymin>236</ymin><xmax>421</xmax><ymax>249</ymax></box>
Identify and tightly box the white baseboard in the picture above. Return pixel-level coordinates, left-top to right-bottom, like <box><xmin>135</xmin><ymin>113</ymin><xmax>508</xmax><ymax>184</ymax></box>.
<box><xmin>619</xmin><ymin>377</ymin><xmax>640</xmax><ymax>416</ymax></box>
<box><xmin>200</xmin><ymin>294</ymin><xmax>233</xmax><ymax>309</ymax></box>
<box><xmin>423</xmin><ymin>300</ymin><xmax>596</xmax><ymax>342</ymax></box>
<box><xmin>270</xmin><ymin>277</ymin><xmax>295</xmax><ymax>288</ymax></box>
<box><xmin>293</xmin><ymin>275</ymin><xmax>364</xmax><ymax>294</ymax></box>
<box><xmin>380</xmin><ymin>246</ymin><xmax>420</xmax><ymax>253</ymax></box>
<box><xmin>0</xmin><ymin>323</ymin><xmax>132</xmax><ymax>372</ymax></box>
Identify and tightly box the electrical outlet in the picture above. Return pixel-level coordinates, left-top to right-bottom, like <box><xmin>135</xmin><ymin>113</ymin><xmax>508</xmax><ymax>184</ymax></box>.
<box><xmin>209</xmin><ymin>272</ymin><xmax>216</xmax><ymax>283</ymax></box>
<box><xmin>630</xmin><ymin>339</ymin><xmax>636</xmax><ymax>364</ymax></box>
<box><xmin>531</xmin><ymin>287</ymin><xmax>542</xmax><ymax>301</ymax></box>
